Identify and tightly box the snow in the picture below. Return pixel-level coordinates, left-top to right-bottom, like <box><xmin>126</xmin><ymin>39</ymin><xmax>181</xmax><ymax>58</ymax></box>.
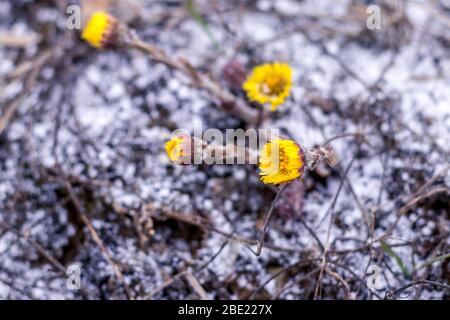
<box><xmin>0</xmin><ymin>0</ymin><xmax>448</xmax><ymax>300</ymax></box>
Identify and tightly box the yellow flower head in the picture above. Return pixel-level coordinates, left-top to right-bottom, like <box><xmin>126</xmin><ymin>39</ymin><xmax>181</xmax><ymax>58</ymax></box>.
<box><xmin>243</xmin><ymin>62</ymin><xmax>293</xmax><ymax>111</ymax></box>
<box><xmin>165</xmin><ymin>136</ymin><xmax>186</xmax><ymax>163</ymax></box>
<box><xmin>259</xmin><ymin>139</ymin><xmax>304</xmax><ymax>185</ymax></box>
<box><xmin>82</xmin><ymin>11</ymin><xmax>118</xmax><ymax>48</ymax></box>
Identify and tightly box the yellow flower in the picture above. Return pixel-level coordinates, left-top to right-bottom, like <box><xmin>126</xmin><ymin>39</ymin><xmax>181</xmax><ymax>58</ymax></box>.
<box><xmin>243</xmin><ymin>63</ymin><xmax>293</xmax><ymax>111</ymax></box>
<box><xmin>165</xmin><ymin>136</ymin><xmax>185</xmax><ymax>163</ymax></box>
<box><xmin>259</xmin><ymin>139</ymin><xmax>304</xmax><ymax>185</ymax></box>
<box><xmin>82</xmin><ymin>11</ymin><xmax>118</xmax><ymax>48</ymax></box>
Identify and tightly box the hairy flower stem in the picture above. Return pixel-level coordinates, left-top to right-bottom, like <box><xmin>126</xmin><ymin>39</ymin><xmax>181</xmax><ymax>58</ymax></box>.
<box><xmin>304</xmin><ymin>146</ymin><xmax>339</xmax><ymax>171</ymax></box>
<box><xmin>173</xmin><ymin>136</ymin><xmax>259</xmax><ymax>165</ymax></box>
<box><xmin>255</xmin><ymin>183</ymin><xmax>287</xmax><ymax>256</ymax></box>
<box><xmin>117</xmin><ymin>26</ymin><xmax>259</xmax><ymax>124</ymax></box>
<box><xmin>168</xmin><ymin>135</ymin><xmax>337</xmax><ymax>173</ymax></box>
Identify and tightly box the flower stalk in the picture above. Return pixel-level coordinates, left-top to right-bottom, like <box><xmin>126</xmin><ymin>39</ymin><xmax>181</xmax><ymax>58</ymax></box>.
<box><xmin>129</xmin><ymin>37</ymin><xmax>258</xmax><ymax>123</ymax></box>
<box><xmin>165</xmin><ymin>134</ymin><xmax>259</xmax><ymax>165</ymax></box>
<box><xmin>303</xmin><ymin>145</ymin><xmax>339</xmax><ymax>171</ymax></box>
<box><xmin>82</xmin><ymin>12</ymin><xmax>259</xmax><ymax>124</ymax></box>
<box><xmin>166</xmin><ymin>135</ymin><xmax>338</xmax><ymax>185</ymax></box>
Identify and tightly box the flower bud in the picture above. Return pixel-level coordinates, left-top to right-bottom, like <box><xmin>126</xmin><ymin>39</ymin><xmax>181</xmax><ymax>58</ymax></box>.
<box><xmin>82</xmin><ymin>11</ymin><xmax>119</xmax><ymax>49</ymax></box>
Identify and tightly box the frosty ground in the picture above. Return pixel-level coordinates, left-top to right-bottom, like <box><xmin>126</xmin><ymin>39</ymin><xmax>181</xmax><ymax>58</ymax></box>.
<box><xmin>0</xmin><ymin>0</ymin><xmax>449</xmax><ymax>299</ymax></box>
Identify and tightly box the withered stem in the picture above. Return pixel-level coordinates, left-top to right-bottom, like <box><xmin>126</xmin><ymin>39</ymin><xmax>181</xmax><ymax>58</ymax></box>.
<box><xmin>123</xmin><ymin>29</ymin><xmax>258</xmax><ymax>124</ymax></box>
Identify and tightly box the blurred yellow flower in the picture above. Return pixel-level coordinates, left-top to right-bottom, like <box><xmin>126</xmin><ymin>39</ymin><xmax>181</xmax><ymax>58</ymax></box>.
<box><xmin>165</xmin><ymin>136</ymin><xmax>185</xmax><ymax>163</ymax></box>
<box><xmin>82</xmin><ymin>11</ymin><xmax>117</xmax><ymax>48</ymax></box>
<box><xmin>243</xmin><ymin>63</ymin><xmax>293</xmax><ymax>111</ymax></box>
<box><xmin>259</xmin><ymin>139</ymin><xmax>304</xmax><ymax>185</ymax></box>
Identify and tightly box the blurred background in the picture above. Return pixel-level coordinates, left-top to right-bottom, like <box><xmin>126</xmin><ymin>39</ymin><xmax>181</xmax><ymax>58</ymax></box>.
<box><xmin>0</xmin><ymin>0</ymin><xmax>449</xmax><ymax>299</ymax></box>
